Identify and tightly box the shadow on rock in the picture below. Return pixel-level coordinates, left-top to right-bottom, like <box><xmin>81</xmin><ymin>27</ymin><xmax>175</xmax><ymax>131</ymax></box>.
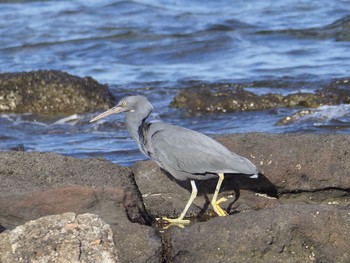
<box><xmin>133</xmin><ymin>161</ymin><xmax>280</xmax><ymax>220</ymax></box>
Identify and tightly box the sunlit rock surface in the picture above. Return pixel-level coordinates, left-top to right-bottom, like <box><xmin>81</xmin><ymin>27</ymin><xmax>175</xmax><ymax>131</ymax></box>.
<box><xmin>0</xmin><ymin>70</ymin><xmax>114</xmax><ymax>114</ymax></box>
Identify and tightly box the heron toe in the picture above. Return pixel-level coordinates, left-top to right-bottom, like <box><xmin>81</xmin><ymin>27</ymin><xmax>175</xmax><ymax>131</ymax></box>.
<box><xmin>211</xmin><ymin>197</ymin><xmax>228</xmax><ymax>216</ymax></box>
<box><xmin>163</xmin><ymin>217</ymin><xmax>191</xmax><ymax>225</ymax></box>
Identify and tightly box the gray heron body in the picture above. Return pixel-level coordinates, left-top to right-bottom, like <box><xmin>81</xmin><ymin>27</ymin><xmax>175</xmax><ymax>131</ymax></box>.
<box><xmin>90</xmin><ymin>95</ymin><xmax>258</xmax><ymax>224</ymax></box>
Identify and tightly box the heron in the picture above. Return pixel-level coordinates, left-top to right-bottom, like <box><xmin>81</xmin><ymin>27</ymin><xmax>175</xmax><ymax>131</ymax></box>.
<box><xmin>90</xmin><ymin>95</ymin><xmax>258</xmax><ymax>225</ymax></box>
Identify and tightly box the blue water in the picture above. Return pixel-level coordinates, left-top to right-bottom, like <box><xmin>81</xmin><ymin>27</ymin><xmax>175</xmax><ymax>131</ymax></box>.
<box><xmin>0</xmin><ymin>0</ymin><xmax>350</xmax><ymax>165</ymax></box>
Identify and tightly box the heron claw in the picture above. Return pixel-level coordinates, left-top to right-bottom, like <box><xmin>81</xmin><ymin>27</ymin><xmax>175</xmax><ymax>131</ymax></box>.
<box><xmin>157</xmin><ymin>217</ymin><xmax>191</xmax><ymax>229</ymax></box>
<box><xmin>211</xmin><ymin>197</ymin><xmax>228</xmax><ymax>216</ymax></box>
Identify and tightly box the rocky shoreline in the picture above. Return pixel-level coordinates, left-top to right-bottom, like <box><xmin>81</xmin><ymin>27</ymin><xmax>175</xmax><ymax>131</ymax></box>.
<box><xmin>1</xmin><ymin>70</ymin><xmax>349</xmax><ymax>261</ymax></box>
<box><xmin>0</xmin><ymin>133</ymin><xmax>349</xmax><ymax>262</ymax></box>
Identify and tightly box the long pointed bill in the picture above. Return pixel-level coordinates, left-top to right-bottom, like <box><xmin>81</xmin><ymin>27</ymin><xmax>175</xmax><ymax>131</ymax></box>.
<box><xmin>89</xmin><ymin>106</ymin><xmax>125</xmax><ymax>123</ymax></box>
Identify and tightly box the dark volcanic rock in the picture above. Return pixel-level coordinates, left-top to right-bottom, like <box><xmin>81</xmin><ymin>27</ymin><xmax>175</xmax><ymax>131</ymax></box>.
<box><xmin>0</xmin><ymin>185</ymin><xmax>137</xmax><ymax>229</ymax></box>
<box><xmin>132</xmin><ymin>160</ymin><xmax>279</xmax><ymax>219</ymax></box>
<box><xmin>0</xmin><ymin>70</ymin><xmax>114</xmax><ymax>114</ymax></box>
<box><xmin>132</xmin><ymin>133</ymin><xmax>350</xmax><ymax>220</ymax></box>
<box><xmin>0</xmin><ymin>152</ymin><xmax>132</xmax><ymax>194</ymax></box>
<box><xmin>133</xmin><ymin>161</ymin><xmax>210</xmax><ymax>219</ymax></box>
<box><xmin>1</xmin><ymin>133</ymin><xmax>350</xmax><ymax>262</ymax></box>
<box><xmin>169</xmin><ymin>204</ymin><xmax>350</xmax><ymax>263</ymax></box>
<box><xmin>217</xmin><ymin>133</ymin><xmax>350</xmax><ymax>194</ymax></box>
<box><xmin>171</xmin><ymin>79</ymin><xmax>350</xmax><ymax>114</ymax></box>
<box><xmin>0</xmin><ymin>152</ymin><xmax>163</xmax><ymax>263</ymax></box>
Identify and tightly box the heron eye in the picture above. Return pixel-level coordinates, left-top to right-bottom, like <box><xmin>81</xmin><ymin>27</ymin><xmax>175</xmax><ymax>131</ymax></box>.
<box><xmin>122</xmin><ymin>101</ymin><xmax>127</xmax><ymax>107</ymax></box>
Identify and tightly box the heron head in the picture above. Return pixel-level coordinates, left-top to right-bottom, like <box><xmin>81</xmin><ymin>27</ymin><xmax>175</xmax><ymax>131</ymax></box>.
<box><xmin>90</xmin><ymin>95</ymin><xmax>152</xmax><ymax>123</ymax></box>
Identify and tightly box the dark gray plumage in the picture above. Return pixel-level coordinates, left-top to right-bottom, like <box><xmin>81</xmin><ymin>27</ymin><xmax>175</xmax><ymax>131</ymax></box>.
<box><xmin>90</xmin><ymin>95</ymin><xmax>258</xmax><ymax>225</ymax></box>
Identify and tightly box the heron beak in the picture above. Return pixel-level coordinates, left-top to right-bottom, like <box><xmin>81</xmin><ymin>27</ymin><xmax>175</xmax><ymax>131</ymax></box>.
<box><xmin>89</xmin><ymin>106</ymin><xmax>125</xmax><ymax>123</ymax></box>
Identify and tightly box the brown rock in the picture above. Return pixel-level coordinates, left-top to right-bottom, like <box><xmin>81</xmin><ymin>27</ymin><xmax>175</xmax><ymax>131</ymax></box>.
<box><xmin>0</xmin><ymin>151</ymin><xmax>146</xmax><ymax>224</ymax></box>
<box><xmin>0</xmin><ymin>152</ymin><xmax>163</xmax><ymax>263</ymax></box>
<box><xmin>0</xmin><ymin>185</ymin><xmax>136</xmax><ymax>229</ymax></box>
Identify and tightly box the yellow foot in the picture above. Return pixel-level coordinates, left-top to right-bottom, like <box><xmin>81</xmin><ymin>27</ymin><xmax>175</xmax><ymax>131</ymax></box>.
<box><xmin>157</xmin><ymin>217</ymin><xmax>191</xmax><ymax>229</ymax></box>
<box><xmin>211</xmin><ymin>197</ymin><xmax>228</xmax><ymax>216</ymax></box>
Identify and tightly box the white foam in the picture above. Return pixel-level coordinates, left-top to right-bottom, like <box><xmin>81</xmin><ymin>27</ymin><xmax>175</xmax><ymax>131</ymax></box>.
<box><xmin>53</xmin><ymin>114</ymin><xmax>80</xmax><ymax>125</ymax></box>
<box><xmin>303</xmin><ymin>104</ymin><xmax>350</xmax><ymax>123</ymax></box>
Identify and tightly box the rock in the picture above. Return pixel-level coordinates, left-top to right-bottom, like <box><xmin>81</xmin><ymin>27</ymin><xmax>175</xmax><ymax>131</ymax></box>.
<box><xmin>0</xmin><ymin>151</ymin><xmax>147</xmax><ymax>225</ymax></box>
<box><xmin>0</xmin><ymin>185</ymin><xmax>139</xmax><ymax>229</ymax></box>
<box><xmin>0</xmin><ymin>152</ymin><xmax>163</xmax><ymax>263</ymax></box>
<box><xmin>320</xmin><ymin>78</ymin><xmax>350</xmax><ymax>102</ymax></box>
<box><xmin>0</xmin><ymin>213</ymin><xmax>118</xmax><ymax>263</ymax></box>
<box><xmin>170</xmin><ymin>84</ymin><xmax>283</xmax><ymax>113</ymax></box>
<box><xmin>132</xmin><ymin>161</ymin><xmax>208</xmax><ymax>218</ymax></box>
<box><xmin>132</xmin><ymin>157</ymin><xmax>279</xmax><ymax>220</ymax></box>
<box><xmin>217</xmin><ymin>133</ymin><xmax>350</xmax><ymax>194</ymax></box>
<box><xmin>113</xmin><ymin>222</ymin><xmax>163</xmax><ymax>263</ymax></box>
<box><xmin>132</xmin><ymin>133</ymin><xmax>350</xmax><ymax>219</ymax></box>
<box><xmin>275</xmin><ymin>109</ymin><xmax>317</xmax><ymax>125</ymax></box>
<box><xmin>170</xmin><ymin>79</ymin><xmax>350</xmax><ymax>114</ymax></box>
<box><xmin>0</xmin><ymin>70</ymin><xmax>114</xmax><ymax>114</ymax></box>
<box><xmin>168</xmin><ymin>204</ymin><xmax>350</xmax><ymax>263</ymax></box>
<box><xmin>0</xmin><ymin>151</ymin><xmax>133</xmax><ymax>195</ymax></box>
<box><xmin>0</xmin><ymin>213</ymin><xmax>163</xmax><ymax>263</ymax></box>
<box><xmin>1</xmin><ymin>133</ymin><xmax>350</xmax><ymax>262</ymax></box>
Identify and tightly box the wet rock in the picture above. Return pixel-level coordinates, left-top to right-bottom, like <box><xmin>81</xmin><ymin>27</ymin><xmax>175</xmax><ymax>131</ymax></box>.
<box><xmin>0</xmin><ymin>70</ymin><xmax>114</xmax><ymax>114</ymax></box>
<box><xmin>169</xmin><ymin>204</ymin><xmax>350</xmax><ymax>263</ymax></box>
<box><xmin>0</xmin><ymin>213</ymin><xmax>118</xmax><ymax>263</ymax></box>
<box><xmin>132</xmin><ymin>133</ymin><xmax>349</xmax><ymax>219</ymax></box>
<box><xmin>275</xmin><ymin>109</ymin><xmax>317</xmax><ymax>125</ymax></box>
<box><xmin>170</xmin><ymin>79</ymin><xmax>350</xmax><ymax>114</ymax></box>
<box><xmin>171</xmin><ymin>84</ymin><xmax>281</xmax><ymax>113</ymax></box>
<box><xmin>320</xmin><ymin>78</ymin><xmax>350</xmax><ymax>103</ymax></box>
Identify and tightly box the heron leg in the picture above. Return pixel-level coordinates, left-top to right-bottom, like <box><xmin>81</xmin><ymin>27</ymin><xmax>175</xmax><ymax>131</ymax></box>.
<box><xmin>163</xmin><ymin>180</ymin><xmax>197</xmax><ymax>225</ymax></box>
<box><xmin>211</xmin><ymin>173</ymin><xmax>228</xmax><ymax>216</ymax></box>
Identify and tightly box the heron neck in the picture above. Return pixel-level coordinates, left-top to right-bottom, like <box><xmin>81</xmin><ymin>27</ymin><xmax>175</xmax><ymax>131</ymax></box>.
<box><xmin>125</xmin><ymin>111</ymin><xmax>149</xmax><ymax>146</ymax></box>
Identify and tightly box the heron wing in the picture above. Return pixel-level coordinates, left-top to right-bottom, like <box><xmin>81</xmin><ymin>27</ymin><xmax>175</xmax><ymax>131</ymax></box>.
<box><xmin>148</xmin><ymin>123</ymin><xmax>256</xmax><ymax>175</ymax></box>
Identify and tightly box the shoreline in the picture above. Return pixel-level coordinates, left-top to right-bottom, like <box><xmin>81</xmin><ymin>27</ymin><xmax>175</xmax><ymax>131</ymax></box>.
<box><xmin>1</xmin><ymin>133</ymin><xmax>349</xmax><ymax>262</ymax></box>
